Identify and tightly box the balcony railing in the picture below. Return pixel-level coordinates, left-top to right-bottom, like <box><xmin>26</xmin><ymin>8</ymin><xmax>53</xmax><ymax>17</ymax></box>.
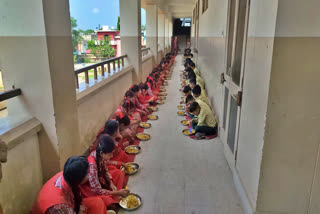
<box><xmin>0</xmin><ymin>88</ymin><xmax>22</xmax><ymax>102</ymax></box>
<box><xmin>142</xmin><ymin>48</ymin><xmax>150</xmax><ymax>57</ymax></box>
<box><xmin>75</xmin><ymin>55</ymin><xmax>127</xmax><ymax>89</ymax></box>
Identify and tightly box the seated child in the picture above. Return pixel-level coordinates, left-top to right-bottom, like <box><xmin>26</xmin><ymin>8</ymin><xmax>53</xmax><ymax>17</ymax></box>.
<box><xmin>125</xmin><ymin>90</ymin><xmax>148</xmax><ymax>116</ymax></box>
<box><xmin>113</xmin><ymin>100</ymin><xmax>141</xmax><ymax>133</ymax></box>
<box><xmin>188</xmin><ymin>61</ymin><xmax>200</xmax><ymax>76</ymax></box>
<box><xmin>189</xmin><ymin>78</ymin><xmax>206</xmax><ymax>96</ymax></box>
<box><xmin>192</xmin><ymin>85</ymin><xmax>210</xmax><ymax>106</ymax></box>
<box><xmin>102</xmin><ymin>120</ymin><xmax>129</xmax><ymax>169</ymax></box>
<box><xmin>80</xmin><ymin>136</ymin><xmax>130</xmax><ymax>209</ymax></box>
<box><xmin>185</xmin><ymin>94</ymin><xmax>211</xmax><ymax>118</ymax></box>
<box><xmin>32</xmin><ymin>156</ymin><xmax>110</xmax><ymax>214</ymax></box>
<box><xmin>138</xmin><ymin>83</ymin><xmax>157</xmax><ymax>104</ymax></box>
<box><xmin>117</xmin><ymin>115</ymin><xmax>135</xmax><ymax>143</ymax></box>
<box><xmin>130</xmin><ymin>85</ymin><xmax>150</xmax><ymax>114</ymax></box>
<box><xmin>189</xmin><ymin>101</ymin><xmax>217</xmax><ymax>139</ymax></box>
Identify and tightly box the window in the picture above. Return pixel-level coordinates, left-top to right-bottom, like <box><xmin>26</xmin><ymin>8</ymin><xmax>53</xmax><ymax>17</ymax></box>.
<box><xmin>202</xmin><ymin>0</ymin><xmax>208</xmax><ymax>13</ymax></box>
<box><xmin>180</xmin><ymin>18</ymin><xmax>191</xmax><ymax>27</ymax></box>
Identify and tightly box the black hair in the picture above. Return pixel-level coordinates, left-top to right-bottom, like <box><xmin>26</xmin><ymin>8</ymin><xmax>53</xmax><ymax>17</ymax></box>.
<box><xmin>190</xmin><ymin>53</ymin><xmax>193</xmax><ymax>57</ymax></box>
<box><xmin>116</xmin><ymin>115</ymin><xmax>130</xmax><ymax>126</ymax></box>
<box><xmin>95</xmin><ymin>135</ymin><xmax>115</xmax><ymax>190</ymax></box>
<box><xmin>146</xmin><ymin>78</ymin><xmax>153</xmax><ymax>84</ymax></box>
<box><xmin>63</xmin><ymin>156</ymin><xmax>89</xmax><ymax>214</ymax></box>
<box><xmin>122</xmin><ymin>99</ymin><xmax>135</xmax><ymax>112</ymax></box>
<box><xmin>188</xmin><ymin>72</ymin><xmax>196</xmax><ymax>81</ymax></box>
<box><xmin>189</xmin><ymin>78</ymin><xmax>197</xmax><ymax>85</ymax></box>
<box><xmin>192</xmin><ymin>85</ymin><xmax>202</xmax><ymax>95</ymax></box>
<box><xmin>140</xmin><ymin>83</ymin><xmax>149</xmax><ymax>90</ymax></box>
<box><xmin>189</xmin><ymin>101</ymin><xmax>200</xmax><ymax>113</ymax></box>
<box><xmin>185</xmin><ymin>94</ymin><xmax>195</xmax><ymax>104</ymax></box>
<box><xmin>103</xmin><ymin>120</ymin><xmax>119</xmax><ymax>136</ymax></box>
<box><xmin>185</xmin><ymin>58</ymin><xmax>193</xmax><ymax>63</ymax></box>
<box><xmin>183</xmin><ymin>85</ymin><xmax>192</xmax><ymax>93</ymax></box>
<box><xmin>125</xmin><ymin>90</ymin><xmax>134</xmax><ymax>98</ymax></box>
<box><xmin>131</xmin><ymin>85</ymin><xmax>140</xmax><ymax>93</ymax></box>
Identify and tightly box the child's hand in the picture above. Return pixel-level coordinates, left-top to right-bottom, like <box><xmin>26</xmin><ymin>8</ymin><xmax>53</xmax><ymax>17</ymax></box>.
<box><xmin>121</xmin><ymin>162</ymin><xmax>127</xmax><ymax>169</ymax></box>
<box><xmin>118</xmin><ymin>189</ymin><xmax>130</xmax><ymax>197</ymax></box>
<box><xmin>123</xmin><ymin>141</ymin><xmax>130</xmax><ymax>147</ymax></box>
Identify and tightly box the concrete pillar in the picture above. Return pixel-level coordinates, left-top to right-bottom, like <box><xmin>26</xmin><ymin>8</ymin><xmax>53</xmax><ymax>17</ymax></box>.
<box><xmin>158</xmin><ymin>13</ymin><xmax>165</xmax><ymax>56</ymax></box>
<box><xmin>165</xmin><ymin>17</ymin><xmax>169</xmax><ymax>53</ymax></box>
<box><xmin>120</xmin><ymin>0</ymin><xmax>142</xmax><ymax>83</ymax></box>
<box><xmin>169</xmin><ymin>21</ymin><xmax>173</xmax><ymax>51</ymax></box>
<box><xmin>255</xmin><ymin>1</ymin><xmax>320</xmax><ymax>213</ymax></box>
<box><xmin>146</xmin><ymin>5</ymin><xmax>158</xmax><ymax>66</ymax></box>
<box><xmin>0</xmin><ymin>0</ymin><xmax>81</xmax><ymax>180</ymax></box>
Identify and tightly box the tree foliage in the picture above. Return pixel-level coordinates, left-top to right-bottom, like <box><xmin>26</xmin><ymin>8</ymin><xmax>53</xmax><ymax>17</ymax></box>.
<box><xmin>87</xmin><ymin>40</ymin><xmax>96</xmax><ymax>50</ymax></box>
<box><xmin>85</xmin><ymin>29</ymin><xmax>95</xmax><ymax>34</ymax></box>
<box><xmin>116</xmin><ymin>16</ymin><xmax>120</xmax><ymax>31</ymax></box>
<box><xmin>90</xmin><ymin>37</ymin><xmax>115</xmax><ymax>58</ymax></box>
<box><xmin>71</xmin><ymin>17</ymin><xmax>83</xmax><ymax>51</ymax></box>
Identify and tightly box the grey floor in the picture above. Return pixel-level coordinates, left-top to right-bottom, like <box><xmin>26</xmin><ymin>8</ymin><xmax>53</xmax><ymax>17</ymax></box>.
<box><xmin>119</xmin><ymin>55</ymin><xmax>245</xmax><ymax>214</ymax></box>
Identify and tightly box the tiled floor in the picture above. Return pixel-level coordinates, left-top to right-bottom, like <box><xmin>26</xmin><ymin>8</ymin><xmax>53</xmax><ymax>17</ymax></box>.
<box><xmin>119</xmin><ymin>55</ymin><xmax>245</xmax><ymax>214</ymax></box>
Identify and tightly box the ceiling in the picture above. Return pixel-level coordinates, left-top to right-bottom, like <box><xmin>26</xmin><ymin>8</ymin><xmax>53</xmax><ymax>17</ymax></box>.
<box><xmin>142</xmin><ymin>0</ymin><xmax>196</xmax><ymax>19</ymax></box>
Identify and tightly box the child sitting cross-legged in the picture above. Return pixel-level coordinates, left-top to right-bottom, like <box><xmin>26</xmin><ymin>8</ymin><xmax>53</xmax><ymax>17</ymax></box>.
<box><xmin>192</xmin><ymin>85</ymin><xmax>210</xmax><ymax>106</ymax></box>
<box><xmin>189</xmin><ymin>101</ymin><xmax>218</xmax><ymax>140</ymax></box>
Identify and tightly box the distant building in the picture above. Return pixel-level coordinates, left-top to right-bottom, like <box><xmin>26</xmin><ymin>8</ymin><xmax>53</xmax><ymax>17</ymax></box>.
<box><xmin>96</xmin><ymin>28</ymin><xmax>121</xmax><ymax>57</ymax></box>
<box><xmin>77</xmin><ymin>33</ymin><xmax>97</xmax><ymax>53</ymax></box>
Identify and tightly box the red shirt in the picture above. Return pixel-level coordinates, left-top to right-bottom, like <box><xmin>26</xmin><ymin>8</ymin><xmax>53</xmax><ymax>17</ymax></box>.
<box><xmin>31</xmin><ymin>172</ymin><xmax>74</xmax><ymax>214</ymax></box>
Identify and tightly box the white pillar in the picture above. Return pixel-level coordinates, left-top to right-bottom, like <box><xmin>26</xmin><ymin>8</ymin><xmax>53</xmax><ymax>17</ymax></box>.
<box><xmin>169</xmin><ymin>21</ymin><xmax>173</xmax><ymax>51</ymax></box>
<box><xmin>158</xmin><ymin>13</ymin><xmax>165</xmax><ymax>57</ymax></box>
<box><xmin>165</xmin><ymin>17</ymin><xmax>169</xmax><ymax>53</ymax></box>
<box><xmin>0</xmin><ymin>0</ymin><xmax>81</xmax><ymax>180</ymax></box>
<box><xmin>120</xmin><ymin>0</ymin><xmax>142</xmax><ymax>83</ymax></box>
<box><xmin>146</xmin><ymin>5</ymin><xmax>158</xmax><ymax>66</ymax></box>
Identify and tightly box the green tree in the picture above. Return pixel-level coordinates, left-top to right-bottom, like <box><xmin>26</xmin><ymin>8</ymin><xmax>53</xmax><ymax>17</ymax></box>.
<box><xmin>116</xmin><ymin>16</ymin><xmax>120</xmax><ymax>30</ymax></box>
<box><xmin>87</xmin><ymin>40</ymin><xmax>96</xmax><ymax>50</ymax></box>
<box><xmin>91</xmin><ymin>38</ymin><xmax>115</xmax><ymax>58</ymax></box>
<box><xmin>141</xmin><ymin>25</ymin><xmax>146</xmax><ymax>31</ymax></box>
<box><xmin>70</xmin><ymin>17</ymin><xmax>83</xmax><ymax>51</ymax></box>
<box><xmin>85</xmin><ymin>29</ymin><xmax>95</xmax><ymax>34</ymax></box>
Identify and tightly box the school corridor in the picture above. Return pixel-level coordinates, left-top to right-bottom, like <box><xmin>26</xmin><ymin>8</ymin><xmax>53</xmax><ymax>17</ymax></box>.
<box><xmin>119</xmin><ymin>55</ymin><xmax>244</xmax><ymax>214</ymax></box>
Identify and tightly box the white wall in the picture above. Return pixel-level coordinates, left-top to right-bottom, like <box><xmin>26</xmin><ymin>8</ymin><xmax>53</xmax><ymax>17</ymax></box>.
<box><xmin>197</xmin><ymin>0</ymin><xmax>228</xmax><ymax>123</ymax></box>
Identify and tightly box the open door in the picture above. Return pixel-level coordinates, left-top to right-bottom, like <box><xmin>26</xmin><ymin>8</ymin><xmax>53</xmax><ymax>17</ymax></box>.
<box><xmin>220</xmin><ymin>0</ymin><xmax>250</xmax><ymax>168</ymax></box>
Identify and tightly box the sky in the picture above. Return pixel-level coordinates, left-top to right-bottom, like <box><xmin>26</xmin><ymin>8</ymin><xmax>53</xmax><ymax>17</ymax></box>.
<box><xmin>69</xmin><ymin>0</ymin><xmax>146</xmax><ymax>30</ymax></box>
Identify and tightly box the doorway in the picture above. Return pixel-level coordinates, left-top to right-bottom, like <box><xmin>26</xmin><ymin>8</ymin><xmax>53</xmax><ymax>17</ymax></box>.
<box><xmin>220</xmin><ymin>0</ymin><xmax>250</xmax><ymax>168</ymax></box>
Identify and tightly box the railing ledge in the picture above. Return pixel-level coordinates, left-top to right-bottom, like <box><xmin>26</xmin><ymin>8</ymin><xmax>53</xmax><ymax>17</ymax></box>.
<box><xmin>76</xmin><ymin>65</ymin><xmax>134</xmax><ymax>103</ymax></box>
<box><xmin>0</xmin><ymin>89</ymin><xmax>22</xmax><ymax>102</ymax></box>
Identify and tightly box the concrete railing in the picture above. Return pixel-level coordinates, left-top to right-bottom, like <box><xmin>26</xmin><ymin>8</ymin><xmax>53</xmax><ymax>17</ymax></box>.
<box><xmin>75</xmin><ymin>55</ymin><xmax>127</xmax><ymax>90</ymax></box>
<box><xmin>141</xmin><ymin>47</ymin><xmax>150</xmax><ymax>57</ymax></box>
